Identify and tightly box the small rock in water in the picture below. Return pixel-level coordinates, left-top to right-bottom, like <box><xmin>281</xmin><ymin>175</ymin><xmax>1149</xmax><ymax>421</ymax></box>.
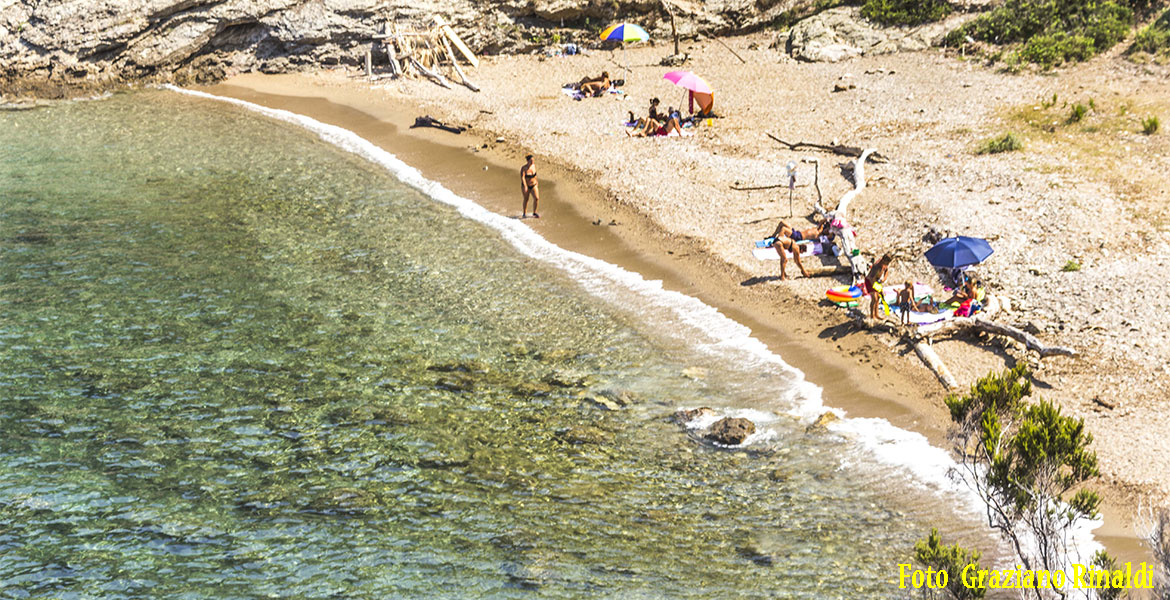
<box><xmin>806</xmin><ymin>411</ymin><xmax>840</xmax><ymax>433</ymax></box>
<box><xmin>681</xmin><ymin>366</ymin><xmax>707</xmax><ymax>380</ymax></box>
<box><xmin>673</xmin><ymin>406</ymin><xmax>716</xmax><ymax>424</ymax></box>
<box><xmin>587</xmin><ymin>396</ymin><xmax>621</xmax><ymax>411</ymax></box>
<box><xmin>705</xmin><ymin>417</ymin><xmax>756</xmax><ymax>445</ymax></box>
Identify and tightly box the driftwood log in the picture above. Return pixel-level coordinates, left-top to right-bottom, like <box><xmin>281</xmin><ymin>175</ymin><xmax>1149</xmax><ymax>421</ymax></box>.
<box><xmin>766</xmin><ymin>133</ymin><xmax>889</xmax><ymax>163</ymax></box>
<box><xmin>815</xmin><ymin>148</ymin><xmax>875</xmax><ymax>282</ymax></box>
<box><xmin>851</xmin><ymin>310</ymin><xmax>1073</xmax><ymax>390</ymax></box>
<box><xmin>915</xmin><ymin>340</ymin><xmax>959</xmax><ymax>389</ymax></box>
<box><xmin>919</xmin><ymin>317</ymin><xmax>1077</xmax><ymax>358</ymax></box>
<box><xmin>408</xmin><ymin>57</ymin><xmax>451</xmax><ymax>88</ymax></box>
<box><xmin>440</xmin><ymin>36</ymin><xmax>480</xmax><ymax>92</ymax></box>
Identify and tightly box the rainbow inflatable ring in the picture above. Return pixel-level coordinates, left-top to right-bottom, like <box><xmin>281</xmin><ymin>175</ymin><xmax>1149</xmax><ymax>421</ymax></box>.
<box><xmin>825</xmin><ymin>285</ymin><xmax>864</xmax><ymax>304</ymax></box>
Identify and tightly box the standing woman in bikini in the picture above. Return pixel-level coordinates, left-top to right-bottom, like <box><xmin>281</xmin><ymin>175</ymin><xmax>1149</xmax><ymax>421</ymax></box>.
<box><xmin>520</xmin><ymin>154</ymin><xmax>540</xmax><ymax>218</ymax></box>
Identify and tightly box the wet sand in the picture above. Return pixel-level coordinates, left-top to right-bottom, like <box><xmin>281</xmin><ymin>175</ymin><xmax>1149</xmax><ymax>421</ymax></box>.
<box><xmin>199</xmin><ymin>72</ymin><xmax>1147</xmax><ymax>563</ymax></box>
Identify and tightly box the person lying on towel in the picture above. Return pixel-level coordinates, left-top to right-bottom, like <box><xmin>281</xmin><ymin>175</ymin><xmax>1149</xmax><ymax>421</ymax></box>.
<box><xmin>770</xmin><ymin>219</ymin><xmax>832</xmax><ymax>243</ymax></box>
<box><xmin>577</xmin><ymin>71</ymin><xmax>611</xmax><ymax>97</ymax></box>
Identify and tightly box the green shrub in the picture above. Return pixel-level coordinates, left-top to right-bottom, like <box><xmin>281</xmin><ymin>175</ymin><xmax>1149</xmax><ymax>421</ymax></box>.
<box><xmin>1062</xmin><ymin>260</ymin><xmax>1081</xmax><ymax>272</ymax></box>
<box><xmin>1068</xmin><ymin>102</ymin><xmax>1089</xmax><ymax>123</ymax></box>
<box><xmin>1131</xmin><ymin>9</ymin><xmax>1170</xmax><ymax>54</ymax></box>
<box><xmin>861</xmin><ymin>0</ymin><xmax>953</xmax><ymax>26</ymax></box>
<box><xmin>976</xmin><ymin>132</ymin><xmax>1023</xmax><ymax>154</ymax></box>
<box><xmin>1144</xmin><ymin>115</ymin><xmax>1161</xmax><ymax>135</ymax></box>
<box><xmin>946</xmin><ymin>0</ymin><xmax>1136</xmax><ymax>67</ymax></box>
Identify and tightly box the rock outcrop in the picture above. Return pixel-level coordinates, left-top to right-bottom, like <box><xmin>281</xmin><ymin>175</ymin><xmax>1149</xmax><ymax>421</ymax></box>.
<box><xmin>0</xmin><ymin>0</ymin><xmax>825</xmax><ymax>97</ymax></box>
<box><xmin>778</xmin><ymin>6</ymin><xmax>950</xmax><ymax>63</ymax></box>
<box><xmin>705</xmin><ymin>416</ymin><xmax>756</xmax><ymax>445</ymax></box>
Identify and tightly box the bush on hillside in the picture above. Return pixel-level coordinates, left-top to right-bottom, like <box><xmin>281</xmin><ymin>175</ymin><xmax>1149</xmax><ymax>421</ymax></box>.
<box><xmin>945</xmin><ymin>0</ymin><xmax>1136</xmax><ymax>67</ymax></box>
<box><xmin>861</xmin><ymin>0</ymin><xmax>952</xmax><ymax>27</ymax></box>
<box><xmin>1130</xmin><ymin>8</ymin><xmax>1170</xmax><ymax>55</ymax></box>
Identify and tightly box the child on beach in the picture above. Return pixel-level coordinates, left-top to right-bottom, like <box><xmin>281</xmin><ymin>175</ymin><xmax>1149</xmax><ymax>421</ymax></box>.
<box><xmin>520</xmin><ymin>155</ymin><xmax>540</xmax><ymax>218</ymax></box>
<box><xmin>896</xmin><ymin>281</ymin><xmax>918</xmax><ymax>325</ymax></box>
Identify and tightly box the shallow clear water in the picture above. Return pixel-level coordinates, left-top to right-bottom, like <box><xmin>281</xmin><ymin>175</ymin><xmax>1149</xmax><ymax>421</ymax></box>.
<box><xmin>1</xmin><ymin>91</ymin><xmax>986</xmax><ymax>598</ymax></box>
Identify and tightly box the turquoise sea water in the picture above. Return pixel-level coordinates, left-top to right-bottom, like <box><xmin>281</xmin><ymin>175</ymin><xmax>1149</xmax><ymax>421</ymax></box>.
<box><xmin>0</xmin><ymin>91</ymin><xmax>989</xmax><ymax>598</ymax></box>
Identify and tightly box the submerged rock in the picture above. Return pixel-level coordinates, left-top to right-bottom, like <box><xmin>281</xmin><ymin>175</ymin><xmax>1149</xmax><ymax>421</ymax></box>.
<box><xmin>705</xmin><ymin>417</ymin><xmax>756</xmax><ymax>445</ymax></box>
<box><xmin>557</xmin><ymin>426</ymin><xmax>610</xmax><ymax>445</ymax></box>
<box><xmin>587</xmin><ymin>396</ymin><xmax>621</xmax><ymax>411</ymax></box>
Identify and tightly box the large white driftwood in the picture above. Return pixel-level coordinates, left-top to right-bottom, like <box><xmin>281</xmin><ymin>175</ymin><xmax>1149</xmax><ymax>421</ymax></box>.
<box><xmin>914</xmin><ymin>340</ymin><xmax>959</xmax><ymax>389</ymax></box>
<box><xmin>816</xmin><ymin>148</ymin><xmax>875</xmax><ymax>283</ymax></box>
<box><xmin>918</xmin><ymin>317</ymin><xmax>1077</xmax><ymax>358</ymax></box>
<box><xmin>408</xmin><ymin>57</ymin><xmax>451</xmax><ymax>88</ymax></box>
<box><xmin>440</xmin><ymin>36</ymin><xmax>480</xmax><ymax>92</ymax></box>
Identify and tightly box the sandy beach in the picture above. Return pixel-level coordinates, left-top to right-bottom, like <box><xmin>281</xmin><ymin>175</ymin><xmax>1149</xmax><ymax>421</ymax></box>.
<box><xmin>200</xmin><ymin>39</ymin><xmax>1169</xmax><ymax>557</ymax></box>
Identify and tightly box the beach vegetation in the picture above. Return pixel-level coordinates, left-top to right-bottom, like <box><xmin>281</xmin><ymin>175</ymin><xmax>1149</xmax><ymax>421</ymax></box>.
<box><xmin>944</xmin><ymin>364</ymin><xmax>1103</xmax><ymax>591</ymax></box>
<box><xmin>1143</xmin><ymin>115</ymin><xmax>1161</xmax><ymax>135</ymax></box>
<box><xmin>911</xmin><ymin>528</ymin><xmax>986</xmax><ymax>599</ymax></box>
<box><xmin>975</xmin><ymin>132</ymin><xmax>1023</xmax><ymax>154</ymax></box>
<box><xmin>1130</xmin><ymin>8</ymin><xmax>1170</xmax><ymax>55</ymax></box>
<box><xmin>1068</xmin><ymin>102</ymin><xmax>1089</xmax><ymax>123</ymax></box>
<box><xmin>945</xmin><ymin>0</ymin><xmax>1139</xmax><ymax>68</ymax></box>
<box><xmin>1062</xmin><ymin>260</ymin><xmax>1081</xmax><ymax>272</ymax></box>
<box><xmin>860</xmin><ymin>0</ymin><xmax>953</xmax><ymax>27</ymax></box>
<box><xmin>1140</xmin><ymin>506</ymin><xmax>1170</xmax><ymax>598</ymax></box>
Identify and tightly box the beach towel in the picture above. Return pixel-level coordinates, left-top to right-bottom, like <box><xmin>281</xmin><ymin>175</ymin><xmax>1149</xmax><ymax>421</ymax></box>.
<box><xmin>751</xmin><ymin>241</ymin><xmax>824</xmax><ymax>261</ymax></box>
<box><xmin>889</xmin><ymin>307</ymin><xmax>955</xmax><ymax>325</ymax></box>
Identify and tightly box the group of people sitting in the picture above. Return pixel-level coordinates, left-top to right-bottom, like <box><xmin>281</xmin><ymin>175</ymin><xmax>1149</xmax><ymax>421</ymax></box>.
<box><xmin>865</xmin><ymin>255</ymin><xmax>984</xmax><ymax>324</ymax></box>
<box><xmin>626</xmin><ymin>97</ymin><xmax>687</xmax><ymax>137</ymax></box>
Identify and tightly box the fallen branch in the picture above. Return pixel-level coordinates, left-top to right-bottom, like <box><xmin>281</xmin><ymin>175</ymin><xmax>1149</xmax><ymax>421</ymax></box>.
<box><xmin>408</xmin><ymin>57</ymin><xmax>451</xmax><ymax>88</ymax></box>
<box><xmin>919</xmin><ymin>317</ymin><xmax>1077</xmax><ymax>358</ymax></box>
<box><xmin>766</xmin><ymin>133</ymin><xmax>888</xmax><ymax>163</ymax></box>
<box><xmin>804</xmin><ymin>265</ymin><xmax>852</xmax><ymax>277</ymax></box>
<box><xmin>730</xmin><ymin>182</ymin><xmax>813</xmax><ymax>191</ymax></box>
<box><xmin>712</xmin><ymin>36</ymin><xmax>747</xmax><ymax>64</ymax></box>
<box><xmin>440</xmin><ymin>35</ymin><xmax>480</xmax><ymax>92</ymax></box>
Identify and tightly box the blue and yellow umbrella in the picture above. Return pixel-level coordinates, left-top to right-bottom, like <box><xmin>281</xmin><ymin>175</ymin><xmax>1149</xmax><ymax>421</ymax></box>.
<box><xmin>599</xmin><ymin>23</ymin><xmax>650</xmax><ymax>42</ymax></box>
<box><xmin>599</xmin><ymin>23</ymin><xmax>650</xmax><ymax>80</ymax></box>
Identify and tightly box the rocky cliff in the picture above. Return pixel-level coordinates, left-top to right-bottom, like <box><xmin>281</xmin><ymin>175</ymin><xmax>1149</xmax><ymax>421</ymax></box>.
<box><xmin>0</xmin><ymin>0</ymin><xmax>816</xmax><ymax>97</ymax></box>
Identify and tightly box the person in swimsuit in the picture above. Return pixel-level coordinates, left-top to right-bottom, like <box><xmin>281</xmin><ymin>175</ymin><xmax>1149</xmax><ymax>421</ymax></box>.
<box><xmin>578</xmin><ymin>71</ymin><xmax>610</xmax><ymax>96</ymax></box>
<box><xmin>774</xmin><ymin>235</ymin><xmax>811</xmax><ymax>280</ymax></box>
<box><xmin>770</xmin><ymin>219</ymin><xmax>830</xmax><ymax>243</ymax></box>
<box><xmin>520</xmin><ymin>155</ymin><xmax>540</xmax><ymax>218</ymax></box>
<box><xmin>864</xmin><ymin>254</ymin><xmax>893</xmax><ymax>319</ymax></box>
<box><xmin>896</xmin><ymin>281</ymin><xmax>918</xmax><ymax>325</ymax></box>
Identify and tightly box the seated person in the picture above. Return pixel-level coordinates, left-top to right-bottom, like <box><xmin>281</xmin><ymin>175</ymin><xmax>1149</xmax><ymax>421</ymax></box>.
<box><xmin>578</xmin><ymin>71</ymin><xmax>611</xmax><ymax>97</ymax></box>
<box><xmin>942</xmin><ymin>277</ymin><xmax>978</xmax><ymax>308</ymax></box>
<box><xmin>629</xmin><ymin>113</ymin><xmax>684</xmax><ymax>137</ymax></box>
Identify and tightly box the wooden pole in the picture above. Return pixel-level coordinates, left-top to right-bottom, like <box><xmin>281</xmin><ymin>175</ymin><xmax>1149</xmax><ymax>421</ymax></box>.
<box><xmin>365</xmin><ymin>47</ymin><xmax>373</xmax><ymax>79</ymax></box>
<box><xmin>441</xmin><ymin>35</ymin><xmax>480</xmax><ymax>92</ymax></box>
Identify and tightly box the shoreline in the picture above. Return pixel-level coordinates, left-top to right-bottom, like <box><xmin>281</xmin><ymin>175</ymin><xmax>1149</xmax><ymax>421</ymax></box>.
<box><xmin>197</xmin><ymin>69</ymin><xmax>1148</xmax><ymax>561</ymax></box>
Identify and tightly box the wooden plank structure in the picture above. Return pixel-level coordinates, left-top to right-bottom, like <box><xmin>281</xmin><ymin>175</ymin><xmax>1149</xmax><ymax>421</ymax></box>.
<box><xmin>371</xmin><ymin>16</ymin><xmax>480</xmax><ymax>92</ymax></box>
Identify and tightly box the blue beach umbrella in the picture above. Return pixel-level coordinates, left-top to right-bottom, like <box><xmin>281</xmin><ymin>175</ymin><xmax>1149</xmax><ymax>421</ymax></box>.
<box><xmin>924</xmin><ymin>236</ymin><xmax>994</xmax><ymax>269</ymax></box>
<box><xmin>600</xmin><ymin>23</ymin><xmax>650</xmax><ymax>81</ymax></box>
